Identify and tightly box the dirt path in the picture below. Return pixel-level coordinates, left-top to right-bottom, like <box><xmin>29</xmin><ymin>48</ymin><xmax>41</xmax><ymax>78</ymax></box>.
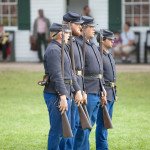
<box><xmin>0</xmin><ymin>62</ymin><xmax>150</xmax><ymax>72</ymax></box>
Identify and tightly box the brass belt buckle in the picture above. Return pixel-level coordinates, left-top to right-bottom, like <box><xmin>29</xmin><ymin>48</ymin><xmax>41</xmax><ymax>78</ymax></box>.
<box><xmin>70</xmin><ymin>80</ymin><xmax>73</xmax><ymax>85</ymax></box>
<box><xmin>77</xmin><ymin>71</ymin><xmax>82</xmax><ymax>76</ymax></box>
<box><xmin>110</xmin><ymin>82</ymin><xmax>115</xmax><ymax>88</ymax></box>
<box><xmin>98</xmin><ymin>74</ymin><xmax>102</xmax><ymax>79</ymax></box>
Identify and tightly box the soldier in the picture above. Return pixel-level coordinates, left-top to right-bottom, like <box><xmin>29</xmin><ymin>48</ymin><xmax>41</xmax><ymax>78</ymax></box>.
<box><xmin>43</xmin><ymin>23</ymin><xmax>82</xmax><ymax>150</ymax></box>
<box><xmin>96</xmin><ymin>29</ymin><xmax>117</xmax><ymax>150</ymax></box>
<box><xmin>60</xmin><ymin>11</ymin><xmax>87</xmax><ymax>150</ymax></box>
<box><xmin>74</xmin><ymin>16</ymin><xmax>107</xmax><ymax>150</ymax></box>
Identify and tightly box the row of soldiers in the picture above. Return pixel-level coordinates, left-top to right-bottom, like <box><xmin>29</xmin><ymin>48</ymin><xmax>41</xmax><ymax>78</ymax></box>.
<box><xmin>40</xmin><ymin>11</ymin><xmax>117</xmax><ymax>150</ymax></box>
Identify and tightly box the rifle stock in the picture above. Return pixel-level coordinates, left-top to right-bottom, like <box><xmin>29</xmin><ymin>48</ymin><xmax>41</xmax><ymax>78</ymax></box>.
<box><xmin>102</xmin><ymin>105</ymin><xmax>113</xmax><ymax>129</ymax></box>
<box><xmin>78</xmin><ymin>105</ymin><xmax>92</xmax><ymax>130</ymax></box>
<box><xmin>82</xmin><ymin>104</ymin><xmax>91</xmax><ymax>126</ymax></box>
<box><xmin>62</xmin><ymin>112</ymin><xmax>73</xmax><ymax>137</ymax></box>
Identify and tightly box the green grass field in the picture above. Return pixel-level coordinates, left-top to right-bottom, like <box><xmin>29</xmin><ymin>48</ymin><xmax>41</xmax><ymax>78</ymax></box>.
<box><xmin>0</xmin><ymin>71</ymin><xmax>150</xmax><ymax>150</ymax></box>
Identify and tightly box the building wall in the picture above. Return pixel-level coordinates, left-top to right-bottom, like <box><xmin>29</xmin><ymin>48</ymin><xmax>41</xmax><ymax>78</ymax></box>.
<box><xmin>15</xmin><ymin>31</ymin><xmax>33</xmax><ymax>61</ymax></box>
<box><xmin>16</xmin><ymin>0</ymin><xmax>66</xmax><ymax>62</ymax></box>
<box><xmin>30</xmin><ymin>0</ymin><xmax>66</xmax><ymax>30</ymax></box>
<box><xmin>66</xmin><ymin>0</ymin><xmax>108</xmax><ymax>28</ymax></box>
<box><xmin>6</xmin><ymin>0</ymin><xmax>109</xmax><ymax>62</ymax></box>
<box><xmin>89</xmin><ymin>0</ymin><xmax>108</xmax><ymax>30</ymax></box>
<box><xmin>67</xmin><ymin>0</ymin><xmax>88</xmax><ymax>14</ymax></box>
<box><xmin>5</xmin><ymin>0</ymin><xmax>148</xmax><ymax>62</ymax></box>
<box><xmin>121</xmin><ymin>0</ymin><xmax>149</xmax><ymax>62</ymax></box>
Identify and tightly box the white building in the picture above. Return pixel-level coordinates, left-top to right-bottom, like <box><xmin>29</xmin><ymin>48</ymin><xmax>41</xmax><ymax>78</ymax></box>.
<box><xmin>1</xmin><ymin>0</ymin><xmax>150</xmax><ymax>62</ymax></box>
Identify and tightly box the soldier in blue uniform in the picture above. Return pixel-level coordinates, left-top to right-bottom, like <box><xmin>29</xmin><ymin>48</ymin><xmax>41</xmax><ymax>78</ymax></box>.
<box><xmin>96</xmin><ymin>29</ymin><xmax>117</xmax><ymax>150</ymax></box>
<box><xmin>43</xmin><ymin>23</ymin><xmax>83</xmax><ymax>150</ymax></box>
<box><xmin>74</xmin><ymin>16</ymin><xmax>107</xmax><ymax>150</ymax></box>
<box><xmin>60</xmin><ymin>11</ymin><xmax>87</xmax><ymax>150</ymax></box>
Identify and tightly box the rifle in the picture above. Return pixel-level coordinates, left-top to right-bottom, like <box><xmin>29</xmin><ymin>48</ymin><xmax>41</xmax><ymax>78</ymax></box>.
<box><xmin>69</xmin><ymin>22</ymin><xmax>92</xmax><ymax>130</ymax></box>
<box><xmin>61</xmin><ymin>25</ymin><xmax>73</xmax><ymax>138</ymax></box>
<box><xmin>81</xmin><ymin>25</ymin><xmax>92</xmax><ymax>126</ymax></box>
<box><xmin>99</xmin><ymin>29</ymin><xmax>113</xmax><ymax>129</ymax></box>
<box><xmin>103</xmin><ymin>105</ymin><xmax>113</xmax><ymax>129</ymax></box>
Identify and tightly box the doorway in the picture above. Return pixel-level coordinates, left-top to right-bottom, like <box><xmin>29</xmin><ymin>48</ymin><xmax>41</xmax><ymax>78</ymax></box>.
<box><xmin>66</xmin><ymin>0</ymin><xmax>88</xmax><ymax>15</ymax></box>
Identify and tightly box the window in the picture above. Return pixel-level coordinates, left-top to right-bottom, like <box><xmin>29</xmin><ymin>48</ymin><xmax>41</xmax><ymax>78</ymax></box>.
<box><xmin>0</xmin><ymin>0</ymin><xmax>18</xmax><ymax>26</ymax></box>
<box><xmin>124</xmin><ymin>0</ymin><xmax>150</xmax><ymax>26</ymax></box>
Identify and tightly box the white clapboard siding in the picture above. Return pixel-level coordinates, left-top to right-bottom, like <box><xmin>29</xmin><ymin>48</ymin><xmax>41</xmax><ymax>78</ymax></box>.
<box><xmin>15</xmin><ymin>30</ymin><xmax>39</xmax><ymax>62</ymax></box>
<box><xmin>89</xmin><ymin>0</ymin><xmax>108</xmax><ymax>30</ymax></box>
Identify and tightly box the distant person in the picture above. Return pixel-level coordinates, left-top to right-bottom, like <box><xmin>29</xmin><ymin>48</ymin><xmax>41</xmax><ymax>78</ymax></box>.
<box><xmin>82</xmin><ymin>5</ymin><xmax>91</xmax><ymax>16</ymax></box>
<box><xmin>113</xmin><ymin>31</ymin><xmax>122</xmax><ymax>56</ymax></box>
<box><xmin>33</xmin><ymin>9</ymin><xmax>51</xmax><ymax>62</ymax></box>
<box><xmin>0</xmin><ymin>24</ymin><xmax>10</xmax><ymax>62</ymax></box>
<box><xmin>113</xmin><ymin>31</ymin><xmax>122</xmax><ymax>48</ymax></box>
<box><xmin>114</xmin><ymin>22</ymin><xmax>135</xmax><ymax>63</ymax></box>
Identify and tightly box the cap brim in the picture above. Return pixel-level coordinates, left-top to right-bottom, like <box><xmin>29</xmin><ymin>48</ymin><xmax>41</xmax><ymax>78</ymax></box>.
<box><xmin>86</xmin><ymin>23</ymin><xmax>95</xmax><ymax>27</ymax></box>
<box><xmin>106</xmin><ymin>36</ymin><xmax>116</xmax><ymax>40</ymax></box>
<box><xmin>73</xmin><ymin>20</ymin><xmax>84</xmax><ymax>24</ymax></box>
<box><xmin>49</xmin><ymin>28</ymin><xmax>61</xmax><ymax>32</ymax></box>
<box><xmin>111</xmin><ymin>37</ymin><xmax>116</xmax><ymax>40</ymax></box>
<box><xmin>64</xmin><ymin>29</ymin><xmax>71</xmax><ymax>33</ymax></box>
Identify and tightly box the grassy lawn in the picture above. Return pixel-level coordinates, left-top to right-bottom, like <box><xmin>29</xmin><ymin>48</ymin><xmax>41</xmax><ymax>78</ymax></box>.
<box><xmin>0</xmin><ymin>71</ymin><xmax>149</xmax><ymax>150</ymax></box>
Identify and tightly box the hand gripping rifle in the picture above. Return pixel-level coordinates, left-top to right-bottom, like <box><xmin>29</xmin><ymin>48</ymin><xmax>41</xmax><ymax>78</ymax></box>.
<box><xmin>61</xmin><ymin>24</ymin><xmax>73</xmax><ymax>138</ymax></box>
<box><xmin>69</xmin><ymin>22</ymin><xmax>92</xmax><ymax>130</ymax></box>
<box><xmin>99</xmin><ymin>29</ymin><xmax>113</xmax><ymax>129</ymax></box>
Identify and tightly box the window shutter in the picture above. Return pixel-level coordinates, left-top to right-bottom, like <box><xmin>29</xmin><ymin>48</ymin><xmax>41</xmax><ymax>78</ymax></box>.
<box><xmin>109</xmin><ymin>0</ymin><xmax>122</xmax><ymax>32</ymax></box>
<box><xmin>18</xmin><ymin>0</ymin><xmax>30</xmax><ymax>30</ymax></box>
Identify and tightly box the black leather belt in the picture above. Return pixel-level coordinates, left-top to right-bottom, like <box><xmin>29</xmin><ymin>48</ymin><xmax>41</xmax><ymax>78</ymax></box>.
<box><xmin>38</xmin><ymin>74</ymin><xmax>73</xmax><ymax>85</ymax></box>
<box><xmin>84</xmin><ymin>74</ymin><xmax>103</xmax><ymax>79</ymax></box>
<box><xmin>76</xmin><ymin>70</ymin><xmax>83</xmax><ymax>76</ymax></box>
<box><xmin>105</xmin><ymin>81</ymin><xmax>116</xmax><ymax>88</ymax></box>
